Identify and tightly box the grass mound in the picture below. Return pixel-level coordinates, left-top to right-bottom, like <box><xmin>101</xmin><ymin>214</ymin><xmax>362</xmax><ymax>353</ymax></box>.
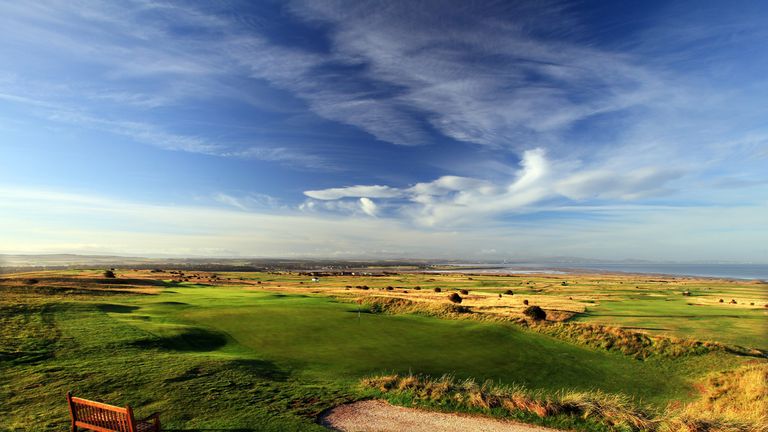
<box><xmin>360</xmin><ymin>373</ymin><xmax>655</xmax><ymax>431</ymax></box>
<box><xmin>362</xmin><ymin>365</ymin><xmax>768</xmax><ymax>432</ymax></box>
<box><xmin>525</xmin><ymin>321</ymin><xmax>767</xmax><ymax>359</ymax></box>
<box><xmin>359</xmin><ymin>296</ymin><xmax>472</xmax><ymax>316</ymax></box>
<box><xmin>354</xmin><ymin>296</ymin><xmax>759</xmax><ymax>359</ymax></box>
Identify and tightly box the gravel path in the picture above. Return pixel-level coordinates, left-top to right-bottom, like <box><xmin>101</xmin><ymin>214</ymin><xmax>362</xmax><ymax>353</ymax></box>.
<box><xmin>320</xmin><ymin>400</ymin><xmax>563</xmax><ymax>432</ymax></box>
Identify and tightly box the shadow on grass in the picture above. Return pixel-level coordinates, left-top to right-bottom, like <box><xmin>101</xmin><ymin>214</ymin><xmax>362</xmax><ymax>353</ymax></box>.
<box><xmin>97</xmin><ymin>303</ymin><xmax>141</xmax><ymax>313</ymax></box>
<box><xmin>164</xmin><ymin>359</ymin><xmax>290</xmax><ymax>384</ymax></box>
<box><xmin>131</xmin><ymin>328</ymin><xmax>228</xmax><ymax>352</ymax></box>
<box><xmin>164</xmin><ymin>429</ymin><xmax>256</xmax><ymax>431</ymax></box>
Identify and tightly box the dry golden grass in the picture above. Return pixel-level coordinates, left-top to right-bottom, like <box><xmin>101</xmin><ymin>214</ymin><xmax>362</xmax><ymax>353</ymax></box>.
<box><xmin>661</xmin><ymin>363</ymin><xmax>768</xmax><ymax>432</ymax></box>
<box><xmin>361</xmin><ymin>373</ymin><xmax>656</xmax><ymax>431</ymax></box>
<box><xmin>362</xmin><ymin>364</ymin><xmax>768</xmax><ymax>432</ymax></box>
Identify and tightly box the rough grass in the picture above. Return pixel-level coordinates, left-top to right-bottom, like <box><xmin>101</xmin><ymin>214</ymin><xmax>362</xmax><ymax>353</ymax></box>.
<box><xmin>661</xmin><ymin>363</ymin><xmax>768</xmax><ymax>432</ymax></box>
<box><xmin>360</xmin><ymin>373</ymin><xmax>655</xmax><ymax>432</ymax></box>
<box><xmin>362</xmin><ymin>365</ymin><xmax>768</xmax><ymax>432</ymax></box>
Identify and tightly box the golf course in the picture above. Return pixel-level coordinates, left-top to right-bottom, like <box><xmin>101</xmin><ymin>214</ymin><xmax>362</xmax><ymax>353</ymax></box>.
<box><xmin>1</xmin><ymin>269</ymin><xmax>766</xmax><ymax>431</ymax></box>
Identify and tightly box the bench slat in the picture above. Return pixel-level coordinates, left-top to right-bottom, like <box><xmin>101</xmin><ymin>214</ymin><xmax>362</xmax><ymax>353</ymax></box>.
<box><xmin>67</xmin><ymin>391</ymin><xmax>158</xmax><ymax>432</ymax></box>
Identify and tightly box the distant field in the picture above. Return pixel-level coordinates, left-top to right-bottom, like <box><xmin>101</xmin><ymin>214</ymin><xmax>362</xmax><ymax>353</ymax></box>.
<box><xmin>1</xmin><ymin>269</ymin><xmax>765</xmax><ymax>431</ymax></box>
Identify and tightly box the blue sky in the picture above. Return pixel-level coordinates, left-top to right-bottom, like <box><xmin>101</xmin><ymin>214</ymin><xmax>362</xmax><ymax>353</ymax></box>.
<box><xmin>1</xmin><ymin>0</ymin><xmax>767</xmax><ymax>261</ymax></box>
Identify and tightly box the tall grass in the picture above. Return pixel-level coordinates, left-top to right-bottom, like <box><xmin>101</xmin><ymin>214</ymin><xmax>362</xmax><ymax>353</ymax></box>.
<box><xmin>661</xmin><ymin>362</ymin><xmax>768</xmax><ymax>432</ymax></box>
<box><xmin>361</xmin><ymin>373</ymin><xmax>655</xmax><ymax>431</ymax></box>
<box><xmin>361</xmin><ymin>363</ymin><xmax>768</xmax><ymax>432</ymax></box>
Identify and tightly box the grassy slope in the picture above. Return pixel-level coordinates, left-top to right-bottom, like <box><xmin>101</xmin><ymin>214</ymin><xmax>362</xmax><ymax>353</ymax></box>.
<box><xmin>573</xmin><ymin>297</ymin><xmax>768</xmax><ymax>350</ymax></box>
<box><xmin>180</xmin><ymin>292</ymin><xmax>702</xmax><ymax>403</ymax></box>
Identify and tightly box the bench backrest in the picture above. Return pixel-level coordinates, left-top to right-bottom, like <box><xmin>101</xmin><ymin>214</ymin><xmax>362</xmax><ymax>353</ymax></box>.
<box><xmin>66</xmin><ymin>392</ymin><xmax>137</xmax><ymax>432</ymax></box>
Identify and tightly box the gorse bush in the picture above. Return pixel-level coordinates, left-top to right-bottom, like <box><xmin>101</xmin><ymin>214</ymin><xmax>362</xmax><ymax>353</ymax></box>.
<box><xmin>460</xmin><ymin>289</ymin><xmax>469</xmax><ymax>295</ymax></box>
<box><xmin>448</xmin><ymin>293</ymin><xmax>463</xmax><ymax>304</ymax></box>
<box><xmin>434</xmin><ymin>287</ymin><xmax>442</xmax><ymax>293</ymax></box>
<box><xmin>103</xmin><ymin>270</ymin><xmax>116</xmax><ymax>278</ymax></box>
<box><xmin>523</xmin><ymin>305</ymin><xmax>546</xmax><ymax>321</ymax></box>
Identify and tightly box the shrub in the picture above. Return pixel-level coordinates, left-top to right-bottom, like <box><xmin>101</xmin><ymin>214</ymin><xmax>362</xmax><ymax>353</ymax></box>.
<box><xmin>523</xmin><ymin>305</ymin><xmax>546</xmax><ymax>321</ymax></box>
<box><xmin>504</xmin><ymin>289</ymin><xmax>514</xmax><ymax>295</ymax></box>
<box><xmin>362</xmin><ymin>285</ymin><xmax>370</xmax><ymax>290</ymax></box>
<box><xmin>386</xmin><ymin>286</ymin><xmax>394</xmax><ymax>291</ymax></box>
<box><xmin>523</xmin><ymin>299</ymin><xmax>529</xmax><ymax>305</ymax></box>
<box><xmin>103</xmin><ymin>270</ymin><xmax>116</xmax><ymax>278</ymax></box>
<box><xmin>561</xmin><ymin>281</ymin><xmax>568</xmax><ymax>286</ymax></box>
<box><xmin>434</xmin><ymin>287</ymin><xmax>442</xmax><ymax>293</ymax></box>
<box><xmin>415</xmin><ymin>286</ymin><xmax>421</xmax><ymax>290</ymax></box>
<box><xmin>26</xmin><ymin>278</ymin><xmax>39</xmax><ymax>285</ymax></box>
<box><xmin>448</xmin><ymin>293</ymin><xmax>463</xmax><ymax>304</ymax></box>
<box><xmin>460</xmin><ymin>289</ymin><xmax>469</xmax><ymax>295</ymax></box>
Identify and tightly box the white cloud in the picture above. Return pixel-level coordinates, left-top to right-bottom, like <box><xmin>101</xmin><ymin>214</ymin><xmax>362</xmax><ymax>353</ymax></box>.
<box><xmin>359</xmin><ymin>197</ymin><xmax>377</xmax><ymax>216</ymax></box>
<box><xmin>1</xmin><ymin>186</ymin><xmax>766</xmax><ymax>262</ymax></box>
<box><xmin>304</xmin><ymin>185</ymin><xmax>402</xmax><ymax>200</ymax></box>
<box><xmin>302</xmin><ymin>148</ymin><xmax>686</xmax><ymax>226</ymax></box>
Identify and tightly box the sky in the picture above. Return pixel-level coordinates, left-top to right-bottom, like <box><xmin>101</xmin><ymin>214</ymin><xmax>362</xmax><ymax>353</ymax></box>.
<box><xmin>1</xmin><ymin>0</ymin><xmax>767</xmax><ymax>262</ymax></box>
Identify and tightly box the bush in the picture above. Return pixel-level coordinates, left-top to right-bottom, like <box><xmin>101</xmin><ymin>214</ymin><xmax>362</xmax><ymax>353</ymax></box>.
<box><xmin>448</xmin><ymin>293</ymin><xmax>462</xmax><ymax>304</ymax></box>
<box><xmin>26</xmin><ymin>278</ymin><xmax>39</xmax><ymax>285</ymax></box>
<box><xmin>434</xmin><ymin>287</ymin><xmax>442</xmax><ymax>293</ymax></box>
<box><xmin>459</xmin><ymin>289</ymin><xmax>469</xmax><ymax>295</ymax></box>
<box><xmin>504</xmin><ymin>289</ymin><xmax>514</xmax><ymax>295</ymax></box>
<box><xmin>104</xmin><ymin>270</ymin><xmax>116</xmax><ymax>278</ymax></box>
<box><xmin>386</xmin><ymin>286</ymin><xmax>394</xmax><ymax>291</ymax></box>
<box><xmin>523</xmin><ymin>306</ymin><xmax>546</xmax><ymax>321</ymax></box>
<box><xmin>523</xmin><ymin>299</ymin><xmax>529</xmax><ymax>305</ymax></box>
<box><xmin>414</xmin><ymin>286</ymin><xmax>421</xmax><ymax>290</ymax></box>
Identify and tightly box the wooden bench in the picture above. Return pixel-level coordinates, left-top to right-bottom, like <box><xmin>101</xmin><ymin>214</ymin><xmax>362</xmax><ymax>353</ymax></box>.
<box><xmin>66</xmin><ymin>392</ymin><xmax>160</xmax><ymax>432</ymax></box>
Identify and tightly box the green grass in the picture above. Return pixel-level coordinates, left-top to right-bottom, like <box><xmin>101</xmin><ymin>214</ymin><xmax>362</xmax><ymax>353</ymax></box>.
<box><xmin>179</xmin><ymin>292</ymin><xmax>694</xmax><ymax>402</ymax></box>
<box><xmin>1</xmin><ymin>273</ymin><xmax>761</xmax><ymax>431</ymax></box>
<box><xmin>574</xmin><ymin>297</ymin><xmax>768</xmax><ymax>350</ymax></box>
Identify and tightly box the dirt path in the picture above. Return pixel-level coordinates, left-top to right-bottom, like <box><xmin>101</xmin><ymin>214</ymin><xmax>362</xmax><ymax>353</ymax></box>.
<box><xmin>320</xmin><ymin>400</ymin><xmax>563</xmax><ymax>432</ymax></box>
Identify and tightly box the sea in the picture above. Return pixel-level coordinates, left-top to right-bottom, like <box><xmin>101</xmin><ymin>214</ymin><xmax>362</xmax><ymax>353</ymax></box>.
<box><xmin>433</xmin><ymin>263</ymin><xmax>768</xmax><ymax>281</ymax></box>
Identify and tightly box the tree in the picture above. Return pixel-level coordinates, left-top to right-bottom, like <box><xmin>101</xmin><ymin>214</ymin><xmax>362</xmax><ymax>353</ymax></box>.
<box><xmin>104</xmin><ymin>270</ymin><xmax>116</xmax><ymax>278</ymax></box>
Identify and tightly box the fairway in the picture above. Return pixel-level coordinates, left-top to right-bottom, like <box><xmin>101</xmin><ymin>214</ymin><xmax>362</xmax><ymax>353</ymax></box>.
<box><xmin>574</xmin><ymin>297</ymin><xmax>768</xmax><ymax>350</ymax></box>
<box><xmin>176</xmin><ymin>292</ymin><xmax>689</xmax><ymax>401</ymax></box>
